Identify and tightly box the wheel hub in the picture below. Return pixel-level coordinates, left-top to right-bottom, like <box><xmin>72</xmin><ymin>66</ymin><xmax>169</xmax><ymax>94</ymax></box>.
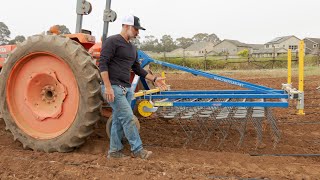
<box><xmin>25</xmin><ymin>69</ymin><xmax>67</xmax><ymax>121</ymax></box>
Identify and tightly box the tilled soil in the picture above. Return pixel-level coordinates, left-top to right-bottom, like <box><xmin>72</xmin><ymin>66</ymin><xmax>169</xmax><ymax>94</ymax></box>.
<box><xmin>1</xmin><ymin>72</ymin><xmax>320</xmax><ymax>180</ymax></box>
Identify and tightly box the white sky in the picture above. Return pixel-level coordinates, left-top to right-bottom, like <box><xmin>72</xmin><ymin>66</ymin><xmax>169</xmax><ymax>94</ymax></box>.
<box><xmin>1</xmin><ymin>0</ymin><xmax>319</xmax><ymax>44</ymax></box>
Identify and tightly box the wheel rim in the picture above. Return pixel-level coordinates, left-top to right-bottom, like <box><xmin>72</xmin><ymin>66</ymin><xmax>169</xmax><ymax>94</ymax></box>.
<box><xmin>6</xmin><ymin>52</ymin><xmax>79</xmax><ymax>139</ymax></box>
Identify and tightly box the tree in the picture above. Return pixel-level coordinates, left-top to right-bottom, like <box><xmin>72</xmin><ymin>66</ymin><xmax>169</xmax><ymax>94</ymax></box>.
<box><xmin>160</xmin><ymin>35</ymin><xmax>177</xmax><ymax>52</ymax></box>
<box><xmin>47</xmin><ymin>25</ymin><xmax>71</xmax><ymax>35</ymax></box>
<box><xmin>238</xmin><ymin>49</ymin><xmax>249</xmax><ymax>58</ymax></box>
<box><xmin>140</xmin><ymin>35</ymin><xmax>160</xmax><ymax>52</ymax></box>
<box><xmin>176</xmin><ymin>37</ymin><xmax>193</xmax><ymax>49</ymax></box>
<box><xmin>192</xmin><ymin>33</ymin><xmax>208</xmax><ymax>43</ymax></box>
<box><xmin>8</xmin><ymin>35</ymin><xmax>26</xmax><ymax>44</ymax></box>
<box><xmin>0</xmin><ymin>22</ymin><xmax>11</xmax><ymax>45</ymax></box>
<box><xmin>57</xmin><ymin>25</ymin><xmax>71</xmax><ymax>34</ymax></box>
<box><xmin>206</xmin><ymin>33</ymin><xmax>221</xmax><ymax>45</ymax></box>
<box><xmin>191</xmin><ymin>33</ymin><xmax>221</xmax><ymax>44</ymax></box>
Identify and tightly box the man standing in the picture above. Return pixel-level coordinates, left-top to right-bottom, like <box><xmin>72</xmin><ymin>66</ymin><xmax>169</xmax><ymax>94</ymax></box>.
<box><xmin>99</xmin><ymin>14</ymin><xmax>167</xmax><ymax>159</ymax></box>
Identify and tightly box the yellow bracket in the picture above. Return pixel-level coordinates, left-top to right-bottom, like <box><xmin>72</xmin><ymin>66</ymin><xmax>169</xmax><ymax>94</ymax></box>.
<box><xmin>162</xmin><ymin>72</ymin><xmax>166</xmax><ymax>84</ymax></box>
<box><xmin>134</xmin><ymin>88</ymin><xmax>160</xmax><ymax>98</ymax></box>
<box><xmin>137</xmin><ymin>100</ymin><xmax>153</xmax><ymax>117</ymax></box>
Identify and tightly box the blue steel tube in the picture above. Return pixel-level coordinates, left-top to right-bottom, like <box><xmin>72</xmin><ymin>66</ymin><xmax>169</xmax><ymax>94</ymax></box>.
<box><xmin>138</xmin><ymin>51</ymin><xmax>278</xmax><ymax>94</ymax></box>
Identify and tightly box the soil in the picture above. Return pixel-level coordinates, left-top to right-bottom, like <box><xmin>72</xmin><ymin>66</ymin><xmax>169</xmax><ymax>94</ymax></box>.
<box><xmin>1</xmin><ymin>72</ymin><xmax>320</xmax><ymax>180</ymax></box>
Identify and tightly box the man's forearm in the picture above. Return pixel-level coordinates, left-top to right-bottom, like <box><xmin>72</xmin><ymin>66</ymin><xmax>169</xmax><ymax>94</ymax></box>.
<box><xmin>145</xmin><ymin>73</ymin><xmax>156</xmax><ymax>82</ymax></box>
<box><xmin>101</xmin><ymin>71</ymin><xmax>112</xmax><ymax>89</ymax></box>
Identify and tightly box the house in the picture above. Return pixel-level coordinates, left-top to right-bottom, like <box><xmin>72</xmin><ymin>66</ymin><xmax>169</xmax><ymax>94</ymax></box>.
<box><xmin>304</xmin><ymin>38</ymin><xmax>320</xmax><ymax>55</ymax></box>
<box><xmin>184</xmin><ymin>42</ymin><xmax>215</xmax><ymax>57</ymax></box>
<box><xmin>247</xmin><ymin>44</ymin><xmax>264</xmax><ymax>51</ymax></box>
<box><xmin>251</xmin><ymin>35</ymin><xmax>300</xmax><ymax>58</ymax></box>
<box><xmin>144</xmin><ymin>51</ymin><xmax>165</xmax><ymax>58</ymax></box>
<box><xmin>166</xmin><ymin>48</ymin><xmax>185</xmax><ymax>57</ymax></box>
<box><xmin>252</xmin><ymin>48</ymin><xmax>287</xmax><ymax>58</ymax></box>
<box><xmin>264</xmin><ymin>35</ymin><xmax>300</xmax><ymax>52</ymax></box>
<box><xmin>212</xmin><ymin>39</ymin><xmax>253</xmax><ymax>56</ymax></box>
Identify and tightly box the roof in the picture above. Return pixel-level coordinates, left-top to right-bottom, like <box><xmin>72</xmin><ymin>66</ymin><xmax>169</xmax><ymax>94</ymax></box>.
<box><xmin>304</xmin><ymin>38</ymin><xmax>320</xmax><ymax>44</ymax></box>
<box><xmin>185</xmin><ymin>42</ymin><xmax>214</xmax><ymax>51</ymax></box>
<box><xmin>266</xmin><ymin>35</ymin><xmax>300</xmax><ymax>44</ymax></box>
<box><xmin>252</xmin><ymin>48</ymin><xmax>287</xmax><ymax>54</ymax></box>
<box><xmin>223</xmin><ymin>39</ymin><xmax>250</xmax><ymax>47</ymax></box>
<box><xmin>169</xmin><ymin>48</ymin><xmax>184</xmax><ymax>53</ymax></box>
<box><xmin>247</xmin><ymin>44</ymin><xmax>264</xmax><ymax>50</ymax></box>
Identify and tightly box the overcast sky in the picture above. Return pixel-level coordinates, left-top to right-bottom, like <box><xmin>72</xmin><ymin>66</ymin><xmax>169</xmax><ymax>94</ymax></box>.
<box><xmin>1</xmin><ymin>0</ymin><xmax>319</xmax><ymax>44</ymax></box>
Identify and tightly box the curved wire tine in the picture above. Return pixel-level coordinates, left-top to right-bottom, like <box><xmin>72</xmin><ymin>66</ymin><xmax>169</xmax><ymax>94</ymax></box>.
<box><xmin>265</xmin><ymin>108</ymin><xmax>281</xmax><ymax>148</ymax></box>
<box><xmin>233</xmin><ymin>107</ymin><xmax>250</xmax><ymax>147</ymax></box>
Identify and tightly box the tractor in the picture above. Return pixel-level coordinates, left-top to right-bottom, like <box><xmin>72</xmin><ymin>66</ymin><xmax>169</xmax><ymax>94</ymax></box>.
<box><xmin>0</xmin><ymin>45</ymin><xmax>16</xmax><ymax>72</ymax></box>
<box><xmin>0</xmin><ymin>0</ymin><xmax>119</xmax><ymax>152</ymax></box>
<box><xmin>0</xmin><ymin>0</ymin><xmax>302</xmax><ymax>153</ymax></box>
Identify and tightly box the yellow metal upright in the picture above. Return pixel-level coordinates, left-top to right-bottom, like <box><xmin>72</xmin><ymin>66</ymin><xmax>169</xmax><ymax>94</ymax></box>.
<box><xmin>162</xmin><ymin>71</ymin><xmax>166</xmax><ymax>84</ymax></box>
<box><xmin>297</xmin><ymin>40</ymin><xmax>305</xmax><ymax>115</ymax></box>
<box><xmin>287</xmin><ymin>49</ymin><xmax>292</xmax><ymax>84</ymax></box>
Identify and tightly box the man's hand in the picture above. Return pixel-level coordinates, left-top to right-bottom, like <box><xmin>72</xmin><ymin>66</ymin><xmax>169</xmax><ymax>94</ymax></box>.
<box><xmin>155</xmin><ymin>77</ymin><xmax>168</xmax><ymax>91</ymax></box>
<box><xmin>105</xmin><ymin>87</ymin><xmax>115</xmax><ymax>103</ymax></box>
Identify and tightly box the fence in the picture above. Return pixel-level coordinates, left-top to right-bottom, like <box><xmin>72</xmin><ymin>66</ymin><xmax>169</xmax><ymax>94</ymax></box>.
<box><xmin>148</xmin><ymin>54</ymin><xmax>320</xmax><ymax>72</ymax></box>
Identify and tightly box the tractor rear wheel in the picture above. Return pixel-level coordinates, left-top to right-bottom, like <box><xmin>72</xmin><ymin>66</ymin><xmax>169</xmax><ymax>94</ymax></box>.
<box><xmin>0</xmin><ymin>34</ymin><xmax>102</xmax><ymax>152</ymax></box>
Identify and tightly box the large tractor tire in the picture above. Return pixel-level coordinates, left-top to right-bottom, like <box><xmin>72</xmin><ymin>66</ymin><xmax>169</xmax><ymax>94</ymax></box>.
<box><xmin>0</xmin><ymin>34</ymin><xmax>103</xmax><ymax>152</ymax></box>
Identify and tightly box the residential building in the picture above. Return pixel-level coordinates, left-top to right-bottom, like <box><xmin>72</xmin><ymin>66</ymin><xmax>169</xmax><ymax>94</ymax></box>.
<box><xmin>166</xmin><ymin>48</ymin><xmax>185</xmax><ymax>57</ymax></box>
<box><xmin>252</xmin><ymin>48</ymin><xmax>287</xmax><ymax>58</ymax></box>
<box><xmin>264</xmin><ymin>36</ymin><xmax>300</xmax><ymax>52</ymax></box>
<box><xmin>184</xmin><ymin>42</ymin><xmax>215</xmax><ymax>57</ymax></box>
<box><xmin>304</xmin><ymin>38</ymin><xmax>320</xmax><ymax>55</ymax></box>
<box><xmin>212</xmin><ymin>39</ymin><xmax>253</xmax><ymax>56</ymax></box>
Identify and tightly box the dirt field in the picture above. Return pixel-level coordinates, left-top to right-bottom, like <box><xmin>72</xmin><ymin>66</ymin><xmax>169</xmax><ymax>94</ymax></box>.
<box><xmin>1</xmin><ymin>70</ymin><xmax>320</xmax><ymax>180</ymax></box>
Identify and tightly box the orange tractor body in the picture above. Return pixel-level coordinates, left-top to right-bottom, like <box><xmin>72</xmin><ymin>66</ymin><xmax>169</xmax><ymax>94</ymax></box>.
<box><xmin>0</xmin><ymin>0</ymin><xmax>146</xmax><ymax>152</ymax></box>
<box><xmin>0</xmin><ymin>45</ymin><xmax>16</xmax><ymax>69</ymax></box>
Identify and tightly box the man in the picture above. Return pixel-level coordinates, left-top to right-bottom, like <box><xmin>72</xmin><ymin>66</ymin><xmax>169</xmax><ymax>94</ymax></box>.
<box><xmin>99</xmin><ymin>14</ymin><xmax>167</xmax><ymax>159</ymax></box>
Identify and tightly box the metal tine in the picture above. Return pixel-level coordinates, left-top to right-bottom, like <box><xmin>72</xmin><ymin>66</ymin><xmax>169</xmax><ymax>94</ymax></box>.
<box><xmin>249</xmin><ymin>99</ymin><xmax>266</xmax><ymax>149</ymax></box>
<box><xmin>212</xmin><ymin>99</ymin><xmax>234</xmax><ymax>148</ymax></box>
<box><xmin>201</xmin><ymin>106</ymin><xmax>219</xmax><ymax>144</ymax></box>
<box><xmin>232</xmin><ymin>99</ymin><xmax>249</xmax><ymax>147</ymax></box>
<box><xmin>208</xmin><ymin>99</ymin><xmax>228</xmax><ymax>140</ymax></box>
<box><xmin>161</xmin><ymin>99</ymin><xmax>183</xmax><ymax>118</ymax></box>
<box><xmin>176</xmin><ymin>99</ymin><xmax>201</xmax><ymax>147</ymax></box>
<box><xmin>265</xmin><ymin>108</ymin><xmax>281</xmax><ymax>148</ymax></box>
<box><xmin>182</xmin><ymin>98</ymin><xmax>198</xmax><ymax>116</ymax></box>
<box><xmin>238</xmin><ymin>107</ymin><xmax>249</xmax><ymax>147</ymax></box>
<box><xmin>252</xmin><ymin>110</ymin><xmax>265</xmax><ymax>149</ymax></box>
<box><xmin>216</xmin><ymin>107</ymin><xmax>233</xmax><ymax>148</ymax></box>
<box><xmin>177</xmin><ymin>115</ymin><xmax>193</xmax><ymax>147</ymax></box>
<box><xmin>192</xmin><ymin>99</ymin><xmax>215</xmax><ymax>147</ymax></box>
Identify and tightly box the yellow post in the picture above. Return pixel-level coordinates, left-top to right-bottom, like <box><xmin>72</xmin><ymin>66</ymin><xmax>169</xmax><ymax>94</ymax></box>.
<box><xmin>287</xmin><ymin>49</ymin><xmax>292</xmax><ymax>84</ymax></box>
<box><xmin>161</xmin><ymin>71</ymin><xmax>166</xmax><ymax>84</ymax></box>
<box><xmin>297</xmin><ymin>40</ymin><xmax>305</xmax><ymax>115</ymax></box>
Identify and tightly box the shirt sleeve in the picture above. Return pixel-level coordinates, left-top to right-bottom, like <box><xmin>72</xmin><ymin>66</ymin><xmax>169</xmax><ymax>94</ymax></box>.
<box><xmin>131</xmin><ymin>51</ymin><xmax>148</xmax><ymax>78</ymax></box>
<box><xmin>99</xmin><ymin>37</ymin><xmax>116</xmax><ymax>72</ymax></box>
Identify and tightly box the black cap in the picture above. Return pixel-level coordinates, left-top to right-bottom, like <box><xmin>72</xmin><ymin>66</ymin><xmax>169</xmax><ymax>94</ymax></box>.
<box><xmin>133</xmin><ymin>16</ymin><xmax>146</xmax><ymax>31</ymax></box>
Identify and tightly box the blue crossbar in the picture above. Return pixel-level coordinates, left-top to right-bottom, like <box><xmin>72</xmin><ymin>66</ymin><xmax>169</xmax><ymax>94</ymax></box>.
<box><xmin>141</xmin><ymin>94</ymin><xmax>288</xmax><ymax>99</ymax></box>
<box><xmin>163</xmin><ymin>101</ymin><xmax>288</xmax><ymax>108</ymax></box>
<box><xmin>138</xmin><ymin>51</ymin><xmax>279</xmax><ymax>94</ymax></box>
<box><xmin>160</xmin><ymin>90</ymin><xmax>286</xmax><ymax>94</ymax></box>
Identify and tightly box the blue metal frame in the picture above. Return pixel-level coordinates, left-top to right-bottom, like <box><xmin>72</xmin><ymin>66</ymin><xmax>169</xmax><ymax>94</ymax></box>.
<box><xmin>164</xmin><ymin>102</ymin><xmax>288</xmax><ymax>108</ymax></box>
<box><xmin>141</xmin><ymin>94</ymin><xmax>288</xmax><ymax>99</ymax></box>
<box><xmin>130</xmin><ymin>51</ymin><xmax>289</xmax><ymax>109</ymax></box>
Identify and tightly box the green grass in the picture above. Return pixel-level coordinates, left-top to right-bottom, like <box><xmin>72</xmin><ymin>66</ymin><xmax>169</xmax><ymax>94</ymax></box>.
<box><xmin>149</xmin><ymin>55</ymin><xmax>320</xmax><ymax>72</ymax></box>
